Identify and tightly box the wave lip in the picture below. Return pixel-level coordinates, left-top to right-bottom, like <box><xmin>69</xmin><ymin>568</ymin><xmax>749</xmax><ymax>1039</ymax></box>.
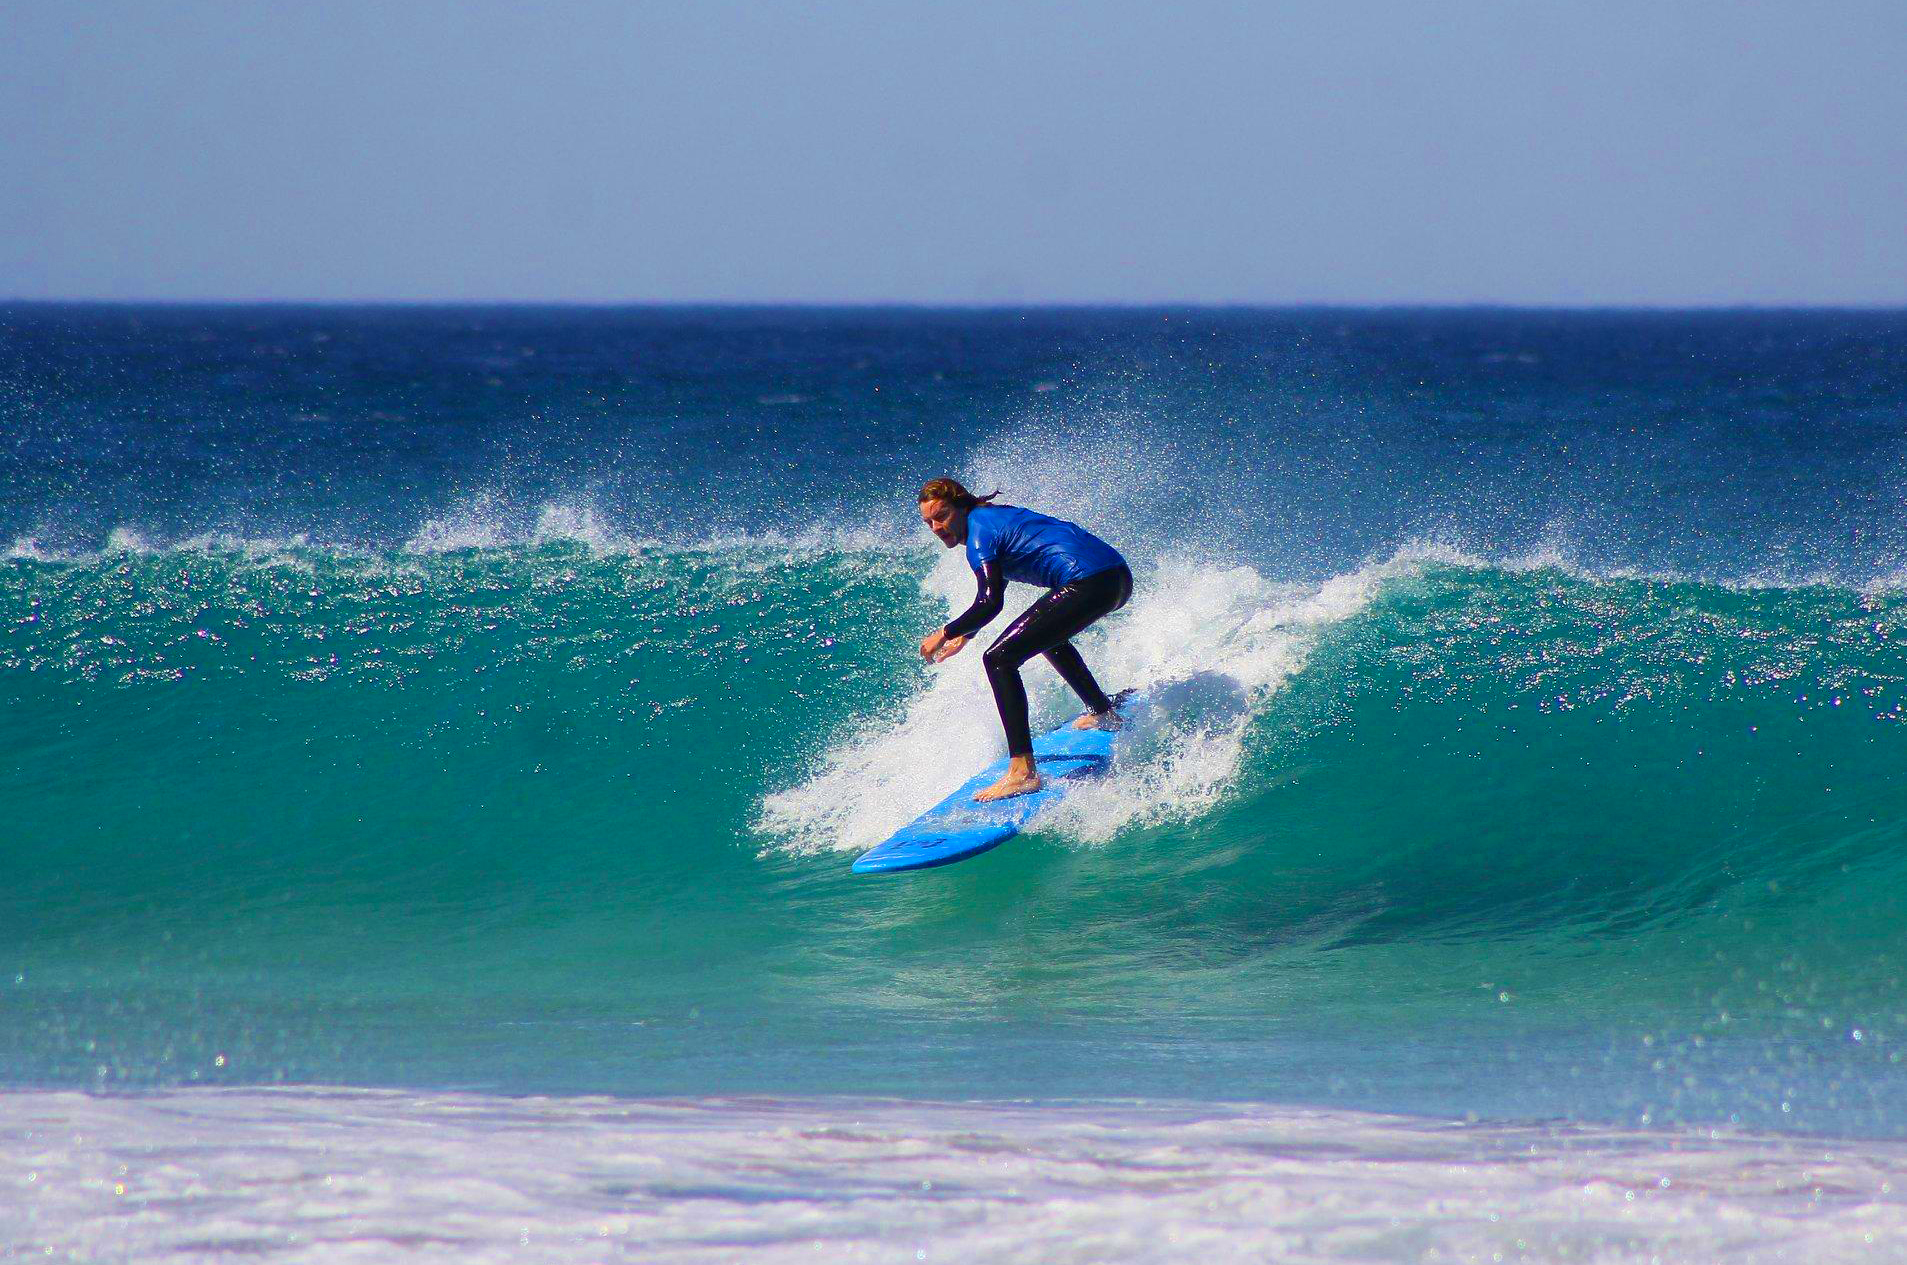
<box><xmin>1</xmin><ymin>504</ymin><xmax>924</xmax><ymax>569</ymax></box>
<box><xmin>10</xmin><ymin>1088</ymin><xmax>1906</xmax><ymax>1264</ymax></box>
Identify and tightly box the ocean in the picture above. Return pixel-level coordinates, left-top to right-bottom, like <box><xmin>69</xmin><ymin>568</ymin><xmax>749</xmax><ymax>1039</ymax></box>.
<box><xmin>6</xmin><ymin>304</ymin><xmax>1907</xmax><ymax>1260</ymax></box>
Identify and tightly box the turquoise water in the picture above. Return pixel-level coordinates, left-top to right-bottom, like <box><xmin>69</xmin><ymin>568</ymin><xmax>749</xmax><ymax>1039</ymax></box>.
<box><xmin>6</xmin><ymin>306</ymin><xmax>1907</xmax><ymax>1137</ymax></box>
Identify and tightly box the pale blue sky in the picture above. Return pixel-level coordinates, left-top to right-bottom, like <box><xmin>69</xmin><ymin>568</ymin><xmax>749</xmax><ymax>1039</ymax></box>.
<box><xmin>4</xmin><ymin>0</ymin><xmax>1904</xmax><ymax>304</ymax></box>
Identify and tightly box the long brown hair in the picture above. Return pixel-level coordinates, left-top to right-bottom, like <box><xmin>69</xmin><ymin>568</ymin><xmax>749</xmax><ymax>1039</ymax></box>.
<box><xmin>918</xmin><ymin>477</ymin><xmax>999</xmax><ymax>510</ymax></box>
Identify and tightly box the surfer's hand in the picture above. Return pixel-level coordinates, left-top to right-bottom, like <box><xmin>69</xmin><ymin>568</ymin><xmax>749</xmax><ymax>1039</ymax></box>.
<box><xmin>920</xmin><ymin>630</ymin><xmax>967</xmax><ymax>663</ymax></box>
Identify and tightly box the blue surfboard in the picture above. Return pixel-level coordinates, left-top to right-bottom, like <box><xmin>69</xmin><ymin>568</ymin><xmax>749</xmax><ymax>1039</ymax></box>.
<box><xmin>852</xmin><ymin>692</ymin><xmax>1139</xmax><ymax>875</ymax></box>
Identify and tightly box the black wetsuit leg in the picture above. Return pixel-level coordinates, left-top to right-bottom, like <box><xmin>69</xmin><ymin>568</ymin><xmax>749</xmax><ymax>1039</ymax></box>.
<box><xmin>1043</xmin><ymin>642</ymin><xmax>1111</xmax><ymax>715</ymax></box>
<box><xmin>982</xmin><ymin>565</ymin><xmax>1133</xmax><ymax>757</ymax></box>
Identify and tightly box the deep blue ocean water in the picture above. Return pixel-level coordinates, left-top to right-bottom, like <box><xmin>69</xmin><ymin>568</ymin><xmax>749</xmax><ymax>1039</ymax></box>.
<box><xmin>6</xmin><ymin>304</ymin><xmax>1907</xmax><ymax>1140</ymax></box>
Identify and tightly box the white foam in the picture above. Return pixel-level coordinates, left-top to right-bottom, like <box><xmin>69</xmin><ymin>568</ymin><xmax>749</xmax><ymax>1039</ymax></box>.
<box><xmin>402</xmin><ymin>492</ymin><xmax>520</xmax><ymax>553</ymax></box>
<box><xmin>7</xmin><ymin>1088</ymin><xmax>1903</xmax><ymax>1264</ymax></box>
<box><xmin>0</xmin><ymin>512</ymin><xmax>921</xmax><ymax>574</ymax></box>
<box><xmin>103</xmin><ymin>525</ymin><xmax>163</xmax><ymax>555</ymax></box>
<box><xmin>1497</xmin><ymin>535</ymin><xmax>1853</xmax><ymax>593</ymax></box>
<box><xmin>758</xmin><ymin>547</ymin><xmax>1434</xmax><ymax>855</ymax></box>
<box><xmin>399</xmin><ymin>493</ymin><xmax>915</xmax><ymax>559</ymax></box>
<box><xmin>4</xmin><ymin>535</ymin><xmax>60</xmax><ymax>562</ymax></box>
<box><xmin>529</xmin><ymin>500</ymin><xmax>638</xmax><ymax>552</ymax></box>
<box><xmin>7</xmin><ymin>528</ymin><xmax>325</xmax><ymax>566</ymax></box>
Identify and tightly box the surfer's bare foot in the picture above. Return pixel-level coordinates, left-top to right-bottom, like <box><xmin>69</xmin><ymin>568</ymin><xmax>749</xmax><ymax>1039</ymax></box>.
<box><xmin>1072</xmin><ymin>689</ymin><xmax>1134</xmax><ymax>729</ymax></box>
<box><xmin>974</xmin><ymin>756</ymin><xmax>1041</xmax><ymax>802</ymax></box>
<box><xmin>975</xmin><ymin>772</ymin><xmax>1041</xmax><ymax>801</ymax></box>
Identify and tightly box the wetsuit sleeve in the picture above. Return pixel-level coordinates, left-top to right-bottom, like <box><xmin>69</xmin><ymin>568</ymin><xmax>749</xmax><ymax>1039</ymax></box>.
<box><xmin>943</xmin><ymin>559</ymin><xmax>1005</xmax><ymax>639</ymax></box>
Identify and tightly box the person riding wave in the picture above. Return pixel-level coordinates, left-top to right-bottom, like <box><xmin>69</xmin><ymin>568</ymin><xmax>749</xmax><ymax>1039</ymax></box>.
<box><xmin>916</xmin><ymin>477</ymin><xmax>1133</xmax><ymax>802</ymax></box>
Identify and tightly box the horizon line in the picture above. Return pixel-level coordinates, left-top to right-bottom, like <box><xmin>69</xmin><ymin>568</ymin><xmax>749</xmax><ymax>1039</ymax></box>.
<box><xmin>6</xmin><ymin>297</ymin><xmax>1907</xmax><ymax>314</ymax></box>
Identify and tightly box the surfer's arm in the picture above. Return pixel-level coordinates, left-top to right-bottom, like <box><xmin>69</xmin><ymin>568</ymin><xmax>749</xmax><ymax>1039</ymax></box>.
<box><xmin>943</xmin><ymin>560</ymin><xmax>1005</xmax><ymax>639</ymax></box>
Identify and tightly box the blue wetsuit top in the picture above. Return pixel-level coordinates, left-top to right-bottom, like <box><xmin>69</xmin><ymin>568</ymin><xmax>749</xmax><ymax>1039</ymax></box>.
<box><xmin>943</xmin><ymin>505</ymin><xmax>1126</xmax><ymax>638</ymax></box>
<box><xmin>965</xmin><ymin>504</ymin><xmax>1125</xmax><ymax>590</ymax></box>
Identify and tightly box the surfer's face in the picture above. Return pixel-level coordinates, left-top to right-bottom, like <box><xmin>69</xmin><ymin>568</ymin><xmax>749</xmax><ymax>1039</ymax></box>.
<box><xmin>920</xmin><ymin>499</ymin><xmax>965</xmax><ymax>547</ymax></box>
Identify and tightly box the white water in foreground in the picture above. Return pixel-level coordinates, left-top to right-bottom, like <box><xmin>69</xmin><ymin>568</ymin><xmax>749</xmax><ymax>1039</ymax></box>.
<box><xmin>6</xmin><ymin>1090</ymin><xmax>1906</xmax><ymax>1263</ymax></box>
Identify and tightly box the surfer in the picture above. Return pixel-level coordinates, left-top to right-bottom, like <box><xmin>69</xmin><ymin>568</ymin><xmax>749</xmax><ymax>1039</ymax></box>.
<box><xmin>917</xmin><ymin>477</ymin><xmax>1133</xmax><ymax>802</ymax></box>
